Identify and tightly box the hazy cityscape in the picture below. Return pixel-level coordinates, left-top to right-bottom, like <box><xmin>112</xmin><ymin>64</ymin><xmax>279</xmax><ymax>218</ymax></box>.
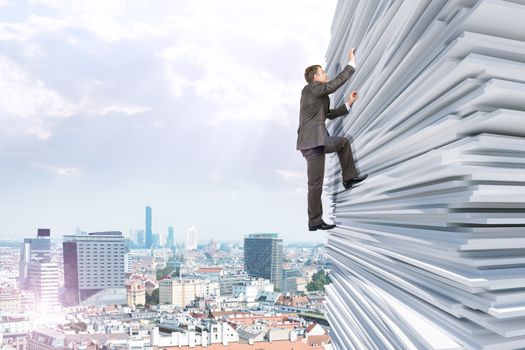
<box><xmin>0</xmin><ymin>206</ymin><xmax>332</xmax><ymax>349</ymax></box>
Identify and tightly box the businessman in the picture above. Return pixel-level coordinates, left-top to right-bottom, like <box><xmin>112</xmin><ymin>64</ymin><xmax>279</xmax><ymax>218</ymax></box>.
<box><xmin>297</xmin><ymin>48</ymin><xmax>367</xmax><ymax>231</ymax></box>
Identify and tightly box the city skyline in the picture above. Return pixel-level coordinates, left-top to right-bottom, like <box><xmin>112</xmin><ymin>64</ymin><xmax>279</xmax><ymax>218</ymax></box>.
<box><xmin>0</xmin><ymin>222</ymin><xmax>324</xmax><ymax>247</ymax></box>
<box><xmin>0</xmin><ymin>1</ymin><xmax>337</xmax><ymax>243</ymax></box>
<box><xmin>1</xmin><ymin>224</ymin><xmax>329</xmax><ymax>348</ymax></box>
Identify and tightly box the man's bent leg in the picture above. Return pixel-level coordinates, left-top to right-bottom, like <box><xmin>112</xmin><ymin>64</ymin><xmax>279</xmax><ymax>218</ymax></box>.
<box><xmin>301</xmin><ymin>147</ymin><xmax>325</xmax><ymax>227</ymax></box>
<box><xmin>325</xmin><ymin>136</ymin><xmax>358</xmax><ymax>181</ymax></box>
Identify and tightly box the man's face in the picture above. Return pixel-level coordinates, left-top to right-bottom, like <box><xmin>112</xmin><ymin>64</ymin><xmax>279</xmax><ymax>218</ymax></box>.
<box><xmin>314</xmin><ymin>66</ymin><xmax>328</xmax><ymax>83</ymax></box>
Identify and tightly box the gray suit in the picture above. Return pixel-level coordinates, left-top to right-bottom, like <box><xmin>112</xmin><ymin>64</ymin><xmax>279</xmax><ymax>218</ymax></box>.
<box><xmin>296</xmin><ymin>64</ymin><xmax>358</xmax><ymax>227</ymax></box>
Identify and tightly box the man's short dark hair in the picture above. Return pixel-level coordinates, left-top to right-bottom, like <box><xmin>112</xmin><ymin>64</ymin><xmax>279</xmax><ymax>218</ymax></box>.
<box><xmin>304</xmin><ymin>65</ymin><xmax>321</xmax><ymax>83</ymax></box>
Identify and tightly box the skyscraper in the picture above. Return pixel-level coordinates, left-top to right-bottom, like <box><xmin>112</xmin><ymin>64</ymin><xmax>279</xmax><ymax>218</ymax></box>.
<box><xmin>282</xmin><ymin>268</ymin><xmax>299</xmax><ymax>293</ymax></box>
<box><xmin>159</xmin><ymin>231</ymin><xmax>165</xmax><ymax>247</ymax></box>
<box><xmin>152</xmin><ymin>233</ymin><xmax>160</xmax><ymax>248</ymax></box>
<box><xmin>28</xmin><ymin>261</ymin><xmax>60</xmax><ymax>312</ymax></box>
<box><xmin>19</xmin><ymin>228</ymin><xmax>59</xmax><ymax>312</ymax></box>
<box><xmin>244</xmin><ymin>233</ymin><xmax>283</xmax><ymax>290</ymax></box>
<box><xmin>185</xmin><ymin>225</ymin><xmax>198</xmax><ymax>250</ymax></box>
<box><xmin>167</xmin><ymin>226</ymin><xmax>175</xmax><ymax>248</ymax></box>
<box><xmin>19</xmin><ymin>228</ymin><xmax>51</xmax><ymax>289</ymax></box>
<box><xmin>136</xmin><ymin>230</ymin><xmax>145</xmax><ymax>246</ymax></box>
<box><xmin>145</xmin><ymin>206</ymin><xmax>152</xmax><ymax>249</ymax></box>
<box><xmin>63</xmin><ymin>231</ymin><xmax>127</xmax><ymax>306</ymax></box>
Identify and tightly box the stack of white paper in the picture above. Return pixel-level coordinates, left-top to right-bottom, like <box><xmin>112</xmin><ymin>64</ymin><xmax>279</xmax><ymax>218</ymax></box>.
<box><xmin>324</xmin><ymin>1</ymin><xmax>525</xmax><ymax>349</ymax></box>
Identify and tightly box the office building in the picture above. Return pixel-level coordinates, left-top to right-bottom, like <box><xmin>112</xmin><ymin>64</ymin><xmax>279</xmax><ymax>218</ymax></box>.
<box><xmin>28</xmin><ymin>261</ymin><xmax>60</xmax><ymax>312</ymax></box>
<box><xmin>244</xmin><ymin>233</ymin><xmax>283</xmax><ymax>290</ymax></box>
<box><xmin>0</xmin><ymin>289</ymin><xmax>22</xmax><ymax>313</ymax></box>
<box><xmin>167</xmin><ymin>226</ymin><xmax>175</xmax><ymax>248</ymax></box>
<box><xmin>159</xmin><ymin>231</ymin><xmax>165</xmax><ymax>247</ymax></box>
<box><xmin>185</xmin><ymin>225</ymin><xmax>198</xmax><ymax>250</ymax></box>
<box><xmin>0</xmin><ymin>288</ymin><xmax>36</xmax><ymax>314</ymax></box>
<box><xmin>196</xmin><ymin>267</ymin><xmax>223</xmax><ymax>283</ymax></box>
<box><xmin>145</xmin><ymin>206</ymin><xmax>152</xmax><ymax>249</ymax></box>
<box><xmin>152</xmin><ymin>233</ymin><xmax>160</xmax><ymax>248</ymax></box>
<box><xmin>232</xmin><ymin>278</ymin><xmax>274</xmax><ymax>300</ymax></box>
<box><xmin>27</xmin><ymin>328</ymin><xmax>67</xmax><ymax>349</ymax></box>
<box><xmin>219</xmin><ymin>273</ymin><xmax>249</xmax><ymax>296</ymax></box>
<box><xmin>159</xmin><ymin>278</ymin><xmax>214</xmax><ymax>307</ymax></box>
<box><xmin>62</xmin><ymin>231</ymin><xmax>127</xmax><ymax>306</ymax></box>
<box><xmin>18</xmin><ymin>228</ymin><xmax>59</xmax><ymax>312</ymax></box>
<box><xmin>19</xmin><ymin>228</ymin><xmax>51</xmax><ymax>289</ymax></box>
<box><xmin>124</xmin><ymin>253</ymin><xmax>132</xmax><ymax>274</ymax></box>
<box><xmin>136</xmin><ymin>230</ymin><xmax>145</xmax><ymax>246</ymax></box>
<box><xmin>282</xmin><ymin>268</ymin><xmax>300</xmax><ymax>294</ymax></box>
<box><xmin>126</xmin><ymin>281</ymin><xmax>146</xmax><ymax>307</ymax></box>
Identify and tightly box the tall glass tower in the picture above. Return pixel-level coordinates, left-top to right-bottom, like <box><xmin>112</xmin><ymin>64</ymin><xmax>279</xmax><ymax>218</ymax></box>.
<box><xmin>244</xmin><ymin>233</ymin><xmax>283</xmax><ymax>290</ymax></box>
<box><xmin>145</xmin><ymin>206</ymin><xmax>152</xmax><ymax>249</ymax></box>
<box><xmin>167</xmin><ymin>226</ymin><xmax>175</xmax><ymax>248</ymax></box>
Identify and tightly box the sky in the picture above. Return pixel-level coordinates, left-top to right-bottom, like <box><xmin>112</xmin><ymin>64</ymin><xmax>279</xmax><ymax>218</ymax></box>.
<box><xmin>0</xmin><ymin>0</ymin><xmax>338</xmax><ymax>243</ymax></box>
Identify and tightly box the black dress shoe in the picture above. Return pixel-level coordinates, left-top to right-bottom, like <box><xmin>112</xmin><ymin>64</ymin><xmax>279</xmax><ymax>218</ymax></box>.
<box><xmin>343</xmin><ymin>174</ymin><xmax>368</xmax><ymax>189</ymax></box>
<box><xmin>309</xmin><ymin>221</ymin><xmax>336</xmax><ymax>231</ymax></box>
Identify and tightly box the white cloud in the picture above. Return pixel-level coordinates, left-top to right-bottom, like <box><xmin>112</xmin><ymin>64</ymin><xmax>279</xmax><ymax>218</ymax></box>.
<box><xmin>94</xmin><ymin>103</ymin><xmax>149</xmax><ymax>116</ymax></box>
<box><xmin>0</xmin><ymin>1</ymin><xmax>163</xmax><ymax>43</ymax></box>
<box><xmin>0</xmin><ymin>54</ymin><xmax>77</xmax><ymax>139</ymax></box>
<box><xmin>0</xmin><ymin>55</ymin><xmax>75</xmax><ymax>117</ymax></box>
<box><xmin>160</xmin><ymin>44</ymin><xmax>297</xmax><ymax>126</ymax></box>
<box><xmin>0</xmin><ymin>54</ymin><xmax>149</xmax><ymax>139</ymax></box>
<box><xmin>31</xmin><ymin>163</ymin><xmax>82</xmax><ymax>176</ymax></box>
<box><xmin>274</xmin><ymin>169</ymin><xmax>306</xmax><ymax>181</ymax></box>
<box><xmin>154</xmin><ymin>1</ymin><xmax>336</xmax><ymax>127</ymax></box>
<box><xmin>1</xmin><ymin>0</ymin><xmax>335</xmax><ymax>131</ymax></box>
<box><xmin>0</xmin><ymin>14</ymin><xmax>66</xmax><ymax>42</ymax></box>
<box><xmin>47</xmin><ymin>165</ymin><xmax>81</xmax><ymax>176</ymax></box>
<box><xmin>28</xmin><ymin>0</ymin><xmax>127</xmax><ymax>14</ymax></box>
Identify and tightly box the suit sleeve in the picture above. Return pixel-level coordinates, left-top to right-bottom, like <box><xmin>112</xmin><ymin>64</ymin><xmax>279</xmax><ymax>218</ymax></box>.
<box><xmin>310</xmin><ymin>65</ymin><xmax>355</xmax><ymax>97</ymax></box>
<box><xmin>327</xmin><ymin>104</ymin><xmax>349</xmax><ymax>120</ymax></box>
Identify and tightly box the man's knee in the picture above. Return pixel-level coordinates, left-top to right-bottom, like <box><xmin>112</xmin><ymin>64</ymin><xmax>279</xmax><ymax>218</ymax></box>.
<box><xmin>307</xmin><ymin>177</ymin><xmax>323</xmax><ymax>188</ymax></box>
<box><xmin>333</xmin><ymin>136</ymin><xmax>348</xmax><ymax>148</ymax></box>
<box><xmin>339</xmin><ymin>138</ymin><xmax>351</xmax><ymax>152</ymax></box>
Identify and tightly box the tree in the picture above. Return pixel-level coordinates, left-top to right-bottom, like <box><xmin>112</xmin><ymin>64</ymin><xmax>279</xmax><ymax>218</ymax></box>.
<box><xmin>306</xmin><ymin>270</ymin><xmax>331</xmax><ymax>292</ymax></box>
<box><xmin>70</xmin><ymin>321</ymin><xmax>87</xmax><ymax>333</ymax></box>
<box><xmin>146</xmin><ymin>288</ymin><xmax>159</xmax><ymax>305</ymax></box>
<box><xmin>156</xmin><ymin>265</ymin><xmax>175</xmax><ymax>280</ymax></box>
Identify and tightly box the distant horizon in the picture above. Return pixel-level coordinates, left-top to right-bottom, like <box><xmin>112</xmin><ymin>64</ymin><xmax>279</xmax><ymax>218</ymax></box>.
<box><xmin>0</xmin><ymin>231</ymin><xmax>325</xmax><ymax>245</ymax></box>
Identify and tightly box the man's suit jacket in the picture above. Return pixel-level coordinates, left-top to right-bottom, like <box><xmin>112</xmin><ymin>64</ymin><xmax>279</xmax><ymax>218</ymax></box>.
<box><xmin>296</xmin><ymin>65</ymin><xmax>355</xmax><ymax>150</ymax></box>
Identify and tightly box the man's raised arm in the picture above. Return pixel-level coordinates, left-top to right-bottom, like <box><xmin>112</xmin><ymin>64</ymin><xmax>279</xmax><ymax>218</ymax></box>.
<box><xmin>311</xmin><ymin>48</ymin><xmax>356</xmax><ymax>97</ymax></box>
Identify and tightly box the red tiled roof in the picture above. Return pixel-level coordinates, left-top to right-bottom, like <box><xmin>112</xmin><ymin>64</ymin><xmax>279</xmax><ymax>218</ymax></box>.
<box><xmin>209</xmin><ymin>311</ymin><xmax>249</xmax><ymax>319</ymax></box>
<box><xmin>158</xmin><ymin>340</ymin><xmax>319</xmax><ymax>349</ymax></box>
<box><xmin>305</xmin><ymin>323</ymin><xmax>317</xmax><ymax>333</ymax></box>
<box><xmin>306</xmin><ymin>335</ymin><xmax>331</xmax><ymax>347</ymax></box>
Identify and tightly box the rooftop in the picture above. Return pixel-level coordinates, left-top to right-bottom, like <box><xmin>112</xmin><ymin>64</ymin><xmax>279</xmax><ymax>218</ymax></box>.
<box><xmin>196</xmin><ymin>267</ymin><xmax>223</xmax><ymax>273</ymax></box>
<box><xmin>245</xmin><ymin>233</ymin><xmax>279</xmax><ymax>239</ymax></box>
